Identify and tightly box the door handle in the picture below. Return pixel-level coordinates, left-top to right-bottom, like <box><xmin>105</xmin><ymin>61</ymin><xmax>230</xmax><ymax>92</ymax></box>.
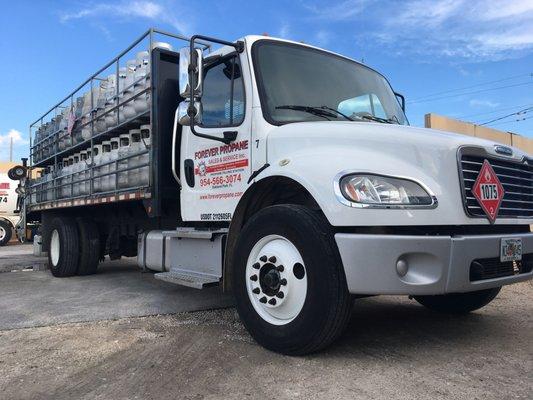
<box><xmin>184</xmin><ymin>159</ymin><xmax>195</xmax><ymax>188</ymax></box>
<box><xmin>171</xmin><ymin>108</ymin><xmax>181</xmax><ymax>186</ymax></box>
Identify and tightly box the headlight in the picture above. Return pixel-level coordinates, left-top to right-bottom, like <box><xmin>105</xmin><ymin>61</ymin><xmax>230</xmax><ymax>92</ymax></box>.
<box><xmin>337</xmin><ymin>174</ymin><xmax>436</xmax><ymax>208</ymax></box>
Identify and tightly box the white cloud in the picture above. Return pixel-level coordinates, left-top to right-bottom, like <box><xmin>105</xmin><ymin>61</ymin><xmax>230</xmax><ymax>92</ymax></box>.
<box><xmin>0</xmin><ymin>129</ymin><xmax>27</xmax><ymax>161</ymax></box>
<box><xmin>469</xmin><ymin>99</ymin><xmax>500</xmax><ymax>108</ymax></box>
<box><xmin>304</xmin><ymin>0</ymin><xmax>370</xmax><ymax>21</ymax></box>
<box><xmin>278</xmin><ymin>22</ymin><xmax>291</xmax><ymax>39</ymax></box>
<box><xmin>59</xmin><ymin>1</ymin><xmax>190</xmax><ymax>35</ymax></box>
<box><xmin>0</xmin><ymin>129</ymin><xmax>26</xmax><ymax>146</ymax></box>
<box><xmin>304</xmin><ymin>0</ymin><xmax>533</xmax><ymax>62</ymax></box>
<box><xmin>314</xmin><ymin>30</ymin><xmax>333</xmax><ymax>47</ymax></box>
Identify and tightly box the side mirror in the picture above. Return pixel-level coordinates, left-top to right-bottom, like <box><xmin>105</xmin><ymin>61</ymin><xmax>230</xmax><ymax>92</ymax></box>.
<box><xmin>179</xmin><ymin>47</ymin><xmax>204</xmax><ymax>99</ymax></box>
<box><xmin>394</xmin><ymin>92</ymin><xmax>405</xmax><ymax>112</ymax></box>
<box><xmin>177</xmin><ymin>100</ymin><xmax>202</xmax><ymax>126</ymax></box>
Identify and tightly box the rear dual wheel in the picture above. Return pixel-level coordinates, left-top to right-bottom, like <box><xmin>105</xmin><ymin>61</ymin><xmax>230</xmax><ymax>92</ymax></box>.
<box><xmin>48</xmin><ymin>217</ymin><xmax>100</xmax><ymax>277</ymax></box>
<box><xmin>233</xmin><ymin>205</ymin><xmax>352</xmax><ymax>355</ymax></box>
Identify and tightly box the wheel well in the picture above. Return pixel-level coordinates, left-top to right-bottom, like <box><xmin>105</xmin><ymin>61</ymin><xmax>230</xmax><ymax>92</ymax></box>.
<box><xmin>0</xmin><ymin>217</ymin><xmax>14</xmax><ymax>228</ymax></box>
<box><xmin>223</xmin><ymin>176</ymin><xmax>322</xmax><ymax>291</ymax></box>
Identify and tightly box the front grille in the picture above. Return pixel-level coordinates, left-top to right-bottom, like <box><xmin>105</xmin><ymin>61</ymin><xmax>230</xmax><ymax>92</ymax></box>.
<box><xmin>470</xmin><ymin>254</ymin><xmax>533</xmax><ymax>281</ymax></box>
<box><xmin>459</xmin><ymin>149</ymin><xmax>533</xmax><ymax>219</ymax></box>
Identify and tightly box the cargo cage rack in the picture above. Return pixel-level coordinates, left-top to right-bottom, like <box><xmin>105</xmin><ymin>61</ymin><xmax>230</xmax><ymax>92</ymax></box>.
<box><xmin>26</xmin><ymin>28</ymin><xmax>210</xmax><ymax>212</ymax></box>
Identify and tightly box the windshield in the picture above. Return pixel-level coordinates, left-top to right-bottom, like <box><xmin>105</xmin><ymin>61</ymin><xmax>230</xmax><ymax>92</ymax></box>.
<box><xmin>252</xmin><ymin>41</ymin><xmax>408</xmax><ymax>125</ymax></box>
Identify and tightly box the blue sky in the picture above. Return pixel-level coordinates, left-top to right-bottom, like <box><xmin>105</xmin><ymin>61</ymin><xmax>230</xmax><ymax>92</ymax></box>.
<box><xmin>1</xmin><ymin>0</ymin><xmax>532</xmax><ymax>161</ymax></box>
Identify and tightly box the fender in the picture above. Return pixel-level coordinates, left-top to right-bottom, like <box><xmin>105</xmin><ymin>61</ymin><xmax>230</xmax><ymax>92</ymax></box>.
<box><xmin>223</xmin><ymin>172</ymin><xmax>322</xmax><ymax>291</ymax></box>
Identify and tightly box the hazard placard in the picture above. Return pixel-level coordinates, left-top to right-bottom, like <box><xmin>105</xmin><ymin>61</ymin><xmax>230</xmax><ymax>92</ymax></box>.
<box><xmin>472</xmin><ymin>160</ymin><xmax>505</xmax><ymax>223</ymax></box>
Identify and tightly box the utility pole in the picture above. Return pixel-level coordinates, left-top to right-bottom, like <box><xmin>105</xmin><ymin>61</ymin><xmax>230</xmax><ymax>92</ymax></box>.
<box><xmin>9</xmin><ymin>137</ymin><xmax>13</xmax><ymax>162</ymax></box>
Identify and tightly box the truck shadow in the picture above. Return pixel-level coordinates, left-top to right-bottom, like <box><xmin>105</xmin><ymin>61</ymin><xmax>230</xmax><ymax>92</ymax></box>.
<box><xmin>326</xmin><ymin>295</ymin><xmax>513</xmax><ymax>359</ymax></box>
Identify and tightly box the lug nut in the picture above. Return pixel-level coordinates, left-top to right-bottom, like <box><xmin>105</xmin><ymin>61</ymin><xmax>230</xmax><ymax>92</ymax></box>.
<box><xmin>250</xmin><ymin>274</ymin><xmax>258</xmax><ymax>281</ymax></box>
<box><xmin>268</xmin><ymin>256</ymin><xmax>277</xmax><ymax>263</ymax></box>
<box><xmin>277</xmin><ymin>265</ymin><xmax>284</xmax><ymax>272</ymax></box>
<box><xmin>252</xmin><ymin>287</ymin><xmax>260</xmax><ymax>294</ymax></box>
<box><xmin>280</xmin><ymin>278</ymin><xmax>287</xmax><ymax>286</ymax></box>
<box><xmin>252</xmin><ymin>262</ymin><xmax>260</xmax><ymax>270</ymax></box>
<box><xmin>259</xmin><ymin>296</ymin><xmax>267</xmax><ymax>303</ymax></box>
<box><xmin>276</xmin><ymin>291</ymin><xmax>284</xmax><ymax>299</ymax></box>
<box><xmin>260</xmin><ymin>255</ymin><xmax>267</xmax><ymax>262</ymax></box>
<box><xmin>268</xmin><ymin>298</ymin><xmax>277</xmax><ymax>305</ymax></box>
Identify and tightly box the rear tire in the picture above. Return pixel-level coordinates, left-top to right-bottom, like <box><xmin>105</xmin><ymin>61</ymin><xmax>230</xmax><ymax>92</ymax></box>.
<box><xmin>232</xmin><ymin>204</ymin><xmax>352</xmax><ymax>355</ymax></box>
<box><xmin>414</xmin><ymin>287</ymin><xmax>501</xmax><ymax>314</ymax></box>
<box><xmin>0</xmin><ymin>220</ymin><xmax>12</xmax><ymax>246</ymax></box>
<box><xmin>76</xmin><ymin>218</ymin><xmax>100</xmax><ymax>275</ymax></box>
<box><xmin>48</xmin><ymin>217</ymin><xmax>79</xmax><ymax>277</ymax></box>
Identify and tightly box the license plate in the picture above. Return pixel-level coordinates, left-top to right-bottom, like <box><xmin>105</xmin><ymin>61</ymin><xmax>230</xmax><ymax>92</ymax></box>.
<box><xmin>500</xmin><ymin>238</ymin><xmax>522</xmax><ymax>262</ymax></box>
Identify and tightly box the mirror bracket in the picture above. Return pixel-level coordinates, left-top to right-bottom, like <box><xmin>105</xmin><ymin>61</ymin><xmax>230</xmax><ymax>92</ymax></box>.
<box><xmin>394</xmin><ymin>92</ymin><xmax>406</xmax><ymax>112</ymax></box>
<box><xmin>186</xmin><ymin>34</ymin><xmax>244</xmax><ymax>145</ymax></box>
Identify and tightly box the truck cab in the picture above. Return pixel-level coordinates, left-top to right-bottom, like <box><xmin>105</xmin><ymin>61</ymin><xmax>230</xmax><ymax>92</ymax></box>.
<box><xmin>168</xmin><ymin>34</ymin><xmax>532</xmax><ymax>353</ymax></box>
<box><xmin>25</xmin><ymin>31</ymin><xmax>532</xmax><ymax>355</ymax></box>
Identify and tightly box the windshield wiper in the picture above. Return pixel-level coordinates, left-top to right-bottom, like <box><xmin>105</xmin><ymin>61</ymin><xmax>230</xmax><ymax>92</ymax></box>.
<box><xmin>358</xmin><ymin>114</ymin><xmax>395</xmax><ymax>124</ymax></box>
<box><xmin>275</xmin><ymin>105</ymin><xmax>354</xmax><ymax>121</ymax></box>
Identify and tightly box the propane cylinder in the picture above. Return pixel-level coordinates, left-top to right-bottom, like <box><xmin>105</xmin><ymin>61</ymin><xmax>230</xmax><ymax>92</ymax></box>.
<box><xmin>120</xmin><ymin>64</ymin><xmax>136</xmax><ymax>119</ymax></box>
<box><xmin>134</xmin><ymin>51</ymin><xmax>149</xmax><ymax>92</ymax></box>
<box><xmin>133</xmin><ymin>51</ymin><xmax>150</xmax><ymax>114</ymax></box>
<box><xmin>81</xmin><ymin>90</ymin><xmax>97</xmax><ymax>141</ymax></box>
<box><xmin>72</xmin><ymin>96</ymin><xmax>84</xmax><ymax>145</ymax></box>
<box><xmin>151</xmin><ymin>41</ymin><xmax>173</xmax><ymax>51</ymax></box>
<box><xmin>72</xmin><ymin>153</ymin><xmax>81</xmax><ymax>197</ymax></box>
<box><xmin>60</xmin><ymin>157</ymin><xmax>70</xmax><ymax>198</ymax></box>
<box><xmin>104</xmin><ymin>74</ymin><xmax>118</xmax><ymax>128</ymax></box>
<box><xmin>44</xmin><ymin>165</ymin><xmax>54</xmax><ymax>201</ymax></box>
<box><xmin>84</xmin><ymin>149</ymin><xmax>92</xmax><ymax>195</ymax></box>
<box><xmin>92</xmin><ymin>144</ymin><xmax>103</xmax><ymax>193</ymax></box>
<box><xmin>128</xmin><ymin>129</ymin><xmax>141</xmax><ymax>187</ymax></box>
<box><xmin>108</xmin><ymin>137</ymin><xmax>119</xmax><ymax>191</ymax></box>
<box><xmin>99</xmin><ymin>141</ymin><xmax>112</xmax><ymax>192</ymax></box>
<box><xmin>139</xmin><ymin>124</ymin><xmax>151</xmax><ymax>186</ymax></box>
<box><xmin>78</xmin><ymin>151</ymin><xmax>87</xmax><ymax>195</ymax></box>
<box><xmin>118</xmin><ymin>133</ymin><xmax>130</xmax><ymax>188</ymax></box>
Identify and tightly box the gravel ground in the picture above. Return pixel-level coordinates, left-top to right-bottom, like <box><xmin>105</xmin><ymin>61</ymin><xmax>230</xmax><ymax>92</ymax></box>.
<box><xmin>0</xmin><ymin>281</ymin><xmax>531</xmax><ymax>400</ymax></box>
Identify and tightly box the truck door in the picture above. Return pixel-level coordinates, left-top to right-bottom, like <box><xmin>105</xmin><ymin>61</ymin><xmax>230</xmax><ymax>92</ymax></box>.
<box><xmin>180</xmin><ymin>50</ymin><xmax>252</xmax><ymax>222</ymax></box>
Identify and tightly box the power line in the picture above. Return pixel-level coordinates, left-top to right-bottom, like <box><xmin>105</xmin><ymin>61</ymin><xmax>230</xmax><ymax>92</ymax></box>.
<box><xmin>409</xmin><ymin>72</ymin><xmax>532</xmax><ymax>102</ymax></box>
<box><xmin>486</xmin><ymin>114</ymin><xmax>533</xmax><ymax>127</ymax></box>
<box><xmin>408</xmin><ymin>81</ymin><xmax>533</xmax><ymax>104</ymax></box>
<box><xmin>457</xmin><ymin>103</ymin><xmax>533</xmax><ymax>120</ymax></box>
<box><xmin>479</xmin><ymin>107</ymin><xmax>533</xmax><ymax>126</ymax></box>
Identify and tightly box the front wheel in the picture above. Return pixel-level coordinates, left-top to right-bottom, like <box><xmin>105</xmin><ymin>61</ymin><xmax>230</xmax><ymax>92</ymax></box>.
<box><xmin>232</xmin><ymin>205</ymin><xmax>352</xmax><ymax>355</ymax></box>
<box><xmin>414</xmin><ymin>287</ymin><xmax>501</xmax><ymax>314</ymax></box>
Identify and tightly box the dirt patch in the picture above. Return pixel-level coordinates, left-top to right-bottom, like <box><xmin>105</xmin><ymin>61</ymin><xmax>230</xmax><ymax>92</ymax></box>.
<box><xmin>0</xmin><ymin>282</ymin><xmax>531</xmax><ymax>400</ymax></box>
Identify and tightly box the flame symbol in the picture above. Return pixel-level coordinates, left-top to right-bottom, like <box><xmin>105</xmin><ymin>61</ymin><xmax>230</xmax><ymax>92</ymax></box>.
<box><xmin>484</xmin><ymin>169</ymin><xmax>491</xmax><ymax>182</ymax></box>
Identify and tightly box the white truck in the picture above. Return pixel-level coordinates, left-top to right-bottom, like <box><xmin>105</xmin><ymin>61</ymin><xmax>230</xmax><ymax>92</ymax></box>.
<box><xmin>23</xmin><ymin>29</ymin><xmax>532</xmax><ymax>355</ymax></box>
<box><xmin>0</xmin><ymin>163</ymin><xmax>26</xmax><ymax>245</ymax></box>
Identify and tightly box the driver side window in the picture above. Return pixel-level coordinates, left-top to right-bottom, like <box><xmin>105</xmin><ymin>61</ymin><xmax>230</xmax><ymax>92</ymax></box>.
<box><xmin>200</xmin><ymin>55</ymin><xmax>245</xmax><ymax>128</ymax></box>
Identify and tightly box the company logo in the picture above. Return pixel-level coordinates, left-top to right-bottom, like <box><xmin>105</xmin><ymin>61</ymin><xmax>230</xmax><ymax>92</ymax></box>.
<box><xmin>472</xmin><ymin>160</ymin><xmax>505</xmax><ymax>223</ymax></box>
<box><xmin>494</xmin><ymin>145</ymin><xmax>513</xmax><ymax>156</ymax></box>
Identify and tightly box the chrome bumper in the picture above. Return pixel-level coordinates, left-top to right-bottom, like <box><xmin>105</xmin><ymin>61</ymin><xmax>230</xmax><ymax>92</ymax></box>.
<box><xmin>335</xmin><ymin>232</ymin><xmax>533</xmax><ymax>295</ymax></box>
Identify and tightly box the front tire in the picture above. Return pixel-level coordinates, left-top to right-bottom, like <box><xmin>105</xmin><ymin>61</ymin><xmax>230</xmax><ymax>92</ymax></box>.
<box><xmin>48</xmin><ymin>217</ymin><xmax>79</xmax><ymax>277</ymax></box>
<box><xmin>233</xmin><ymin>205</ymin><xmax>352</xmax><ymax>355</ymax></box>
<box><xmin>414</xmin><ymin>287</ymin><xmax>501</xmax><ymax>314</ymax></box>
<box><xmin>0</xmin><ymin>220</ymin><xmax>12</xmax><ymax>246</ymax></box>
